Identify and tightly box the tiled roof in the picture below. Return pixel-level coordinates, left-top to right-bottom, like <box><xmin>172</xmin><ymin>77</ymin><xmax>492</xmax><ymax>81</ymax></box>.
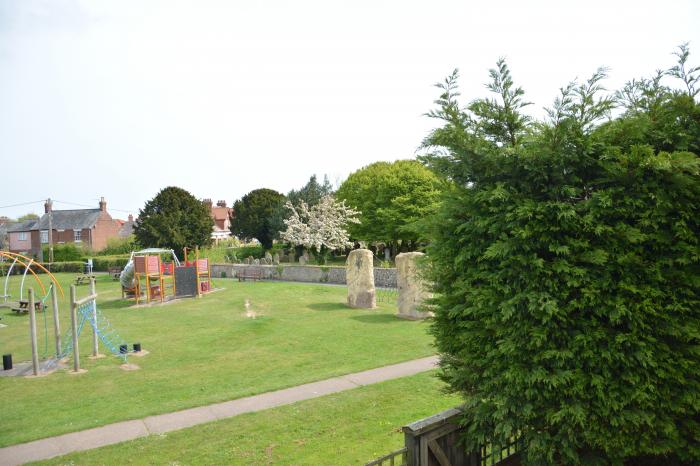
<box><xmin>7</xmin><ymin>219</ymin><xmax>38</xmax><ymax>232</ymax></box>
<box><xmin>119</xmin><ymin>220</ymin><xmax>135</xmax><ymax>237</ymax></box>
<box><xmin>34</xmin><ymin>209</ymin><xmax>102</xmax><ymax>230</ymax></box>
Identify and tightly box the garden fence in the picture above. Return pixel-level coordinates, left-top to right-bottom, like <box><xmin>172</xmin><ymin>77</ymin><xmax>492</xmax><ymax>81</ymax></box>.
<box><xmin>365</xmin><ymin>408</ymin><xmax>522</xmax><ymax>466</ymax></box>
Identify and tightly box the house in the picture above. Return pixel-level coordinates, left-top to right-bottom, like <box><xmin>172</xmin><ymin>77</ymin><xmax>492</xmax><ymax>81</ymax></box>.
<box><xmin>118</xmin><ymin>214</ymin><xmax>136</xmax><ymax>238</ymax></box>
<box><xmin>203</xmin><ymin>199</ymin><xmax>232</xmax><ymax>243</ymax></box>
<box><xmin>7</xmin><ymin>219</ymin><xmax>38</xmax><ymax>254</ymax></box>
<box><xmin>13</xmin><ymin>198</ymin><xmax>122</xmax><ymax>256</ymax></box>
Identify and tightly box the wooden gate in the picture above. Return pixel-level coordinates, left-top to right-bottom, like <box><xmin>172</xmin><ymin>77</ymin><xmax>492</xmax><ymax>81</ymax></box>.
<box><xmin>366</xmin><ymin>408</ymin><xmax>522</xmax><ymax>466</ymax></box>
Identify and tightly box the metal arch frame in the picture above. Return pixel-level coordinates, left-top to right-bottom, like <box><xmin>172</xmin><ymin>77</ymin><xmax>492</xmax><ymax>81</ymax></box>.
<box><xmin>0</xmin><ymin>251</ymin><xmax>65</xmax><ymax>300</ymax></box>
<box><xmin>2</xmin><ymin>256</ymin><xmax>19</xmax><ymax>303</ymax></box>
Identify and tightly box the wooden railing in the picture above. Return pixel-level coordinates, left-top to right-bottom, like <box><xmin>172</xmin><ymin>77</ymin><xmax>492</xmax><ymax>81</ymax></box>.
<box><xmin>365</xmin><ymin>408</ymin><xmax>522</xmax><ymax>466</ymax></box>
<box><xmin>365</xmin><ymin>447</ymin><xmax>408</xmax><ymax>466</ymax></box>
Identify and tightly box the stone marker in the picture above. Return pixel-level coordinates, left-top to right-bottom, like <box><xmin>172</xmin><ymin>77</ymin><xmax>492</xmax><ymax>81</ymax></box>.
<box><xmin>346</xmin><ymin>249</ymin><xmax>376</xmax><ymax>308</ymax></box>
<box><xmin>396</xmin><ymin>252</ymin><xmax>432</xmax><ymax>319</ymax></box>
<box><xmin>265</xmin><ymin>252</ymin><xmax>273</xmax><ymax>263</ymax></box>
<box><xmin>253</xmin><ymin>258</ymin><xmax>260</xmax><ymax>265</ymax></box>
<box><xmin>272</xmin><ymin>253</ymin><xmax>280</xmax><ymax>265</ymax></box>
<box><xmin>247</xmin><ymin>256</ymin><xmax>254</xmax><ymax>264</ymax></box>
<box><xmin>299</xmin><ymin>256</ymin><xmax>307</xmax><ymax>266</ymax></box>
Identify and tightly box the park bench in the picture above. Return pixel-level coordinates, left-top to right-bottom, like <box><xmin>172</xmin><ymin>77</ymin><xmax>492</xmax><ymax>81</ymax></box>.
<box><xmin>12</xmin><ymin>300</ymin><xmax>46</xmax><ymax>314</ymax></box>
<box><xmin>75</xmin><ymin>274</ymin><xmax>96</xmax><ymax>286</ymax></box>
<box><xmin>238</xmin><ymin>266</ymin><xmax>263</xmax><ymax>282</ymax></box>
<box><xmin>108</xmin><ymin>266</ymin><xmax>122</xmax><ymax>280</ymax></box>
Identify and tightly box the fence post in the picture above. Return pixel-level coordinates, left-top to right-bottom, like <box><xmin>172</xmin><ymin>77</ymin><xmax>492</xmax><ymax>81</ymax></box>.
<box><xmin>28</xmin><ymin>288</ymin><xmax>39</xmax><ymax>376</ymax></box>
<box><xmin>90</xmin><ymin>277</ymin><xmax>99</xmax><ymax>357</ymax></box>
<box><xmin>70</xmin><ymin>284</ymin><xmax>80</xmax><ymax>372</ymax></box>
<box><xmin>51</xmin><ymin>284</ymin><xmax>61</xmax><ymax>356</ymax></box>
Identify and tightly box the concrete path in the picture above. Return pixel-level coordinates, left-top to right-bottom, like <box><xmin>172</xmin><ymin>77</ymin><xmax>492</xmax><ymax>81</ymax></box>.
<box><xmin>0</xmin><ymin>356</ymin><xmax>438</xmax><ymax>466</ymax></box>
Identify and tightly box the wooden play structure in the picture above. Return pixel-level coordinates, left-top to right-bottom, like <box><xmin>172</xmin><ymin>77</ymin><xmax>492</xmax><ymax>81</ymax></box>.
<box><xmin>120</xmin><ymin>248</ymin><xmax>212</xmax><ymax>304</ymax></box>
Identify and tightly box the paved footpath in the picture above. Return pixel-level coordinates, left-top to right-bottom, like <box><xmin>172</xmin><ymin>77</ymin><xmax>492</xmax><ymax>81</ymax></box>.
<box><xmin>0</xmin><ymin>356</ymin><xmax>438</xmax><ymax>466</ymax></box>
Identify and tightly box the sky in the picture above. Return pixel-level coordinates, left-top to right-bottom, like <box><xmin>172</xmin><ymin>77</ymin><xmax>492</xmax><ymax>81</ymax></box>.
<box><xmin>1</xmin><ymin>0</ymin><xmax>698</xmax><ymax>220</ymax></box>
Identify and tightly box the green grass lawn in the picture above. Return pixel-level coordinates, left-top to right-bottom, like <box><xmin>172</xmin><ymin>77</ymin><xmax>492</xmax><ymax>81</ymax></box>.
<box><xmin>0</xmin><ymin>273</ymin><xmax>434</xmax><ymax>447</ymax></box>
<box><xmin>33</xmin><ymin>371</ymin><xmax>458</xmax><ymax>465</ymax></box>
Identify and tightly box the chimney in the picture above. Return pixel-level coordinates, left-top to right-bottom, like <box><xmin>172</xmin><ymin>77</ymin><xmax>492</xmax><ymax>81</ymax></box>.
<box><xmin>203</xmin><ymin>198</ymin><xmax>213</xmax><ymax>209</ymax></box>
<box><xmin>216</xmin><ymin>200</ymin><xmax>227</xmax><ymax>208</ymax></box>
<box><xmin>99</xmin><ymin>197</ymin><xmax>107</xmax><ymax>212</ymax></box>
<box><xmin>128</xmin><ymin>214</ymin><xmax>134</xmax><ymax>222</ymax></box>
<box><xmin>44</xmin><ymin>199</ymin><xmax>53</xmax><ymax>213</ymax></box>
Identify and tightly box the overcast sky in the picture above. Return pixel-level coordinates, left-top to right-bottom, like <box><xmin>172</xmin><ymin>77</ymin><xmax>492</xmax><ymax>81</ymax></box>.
<box><xmin>1</xmin><ymin>0</ymin><xmax>698</xmax><ymax>220</ymax></box>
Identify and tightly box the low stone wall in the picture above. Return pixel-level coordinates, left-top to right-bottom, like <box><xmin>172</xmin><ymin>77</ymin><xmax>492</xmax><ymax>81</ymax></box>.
<box><xmin>210</xmin><ymin>263</ymin><xmax>397</xmax><ymax>288</ymax></box>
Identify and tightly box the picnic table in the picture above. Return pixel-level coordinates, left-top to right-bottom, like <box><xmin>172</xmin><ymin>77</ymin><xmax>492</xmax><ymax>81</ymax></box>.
<box><xmin>238</xmin><ymin>266</ymin><xmax>263</xmax><ymax>282</ymax></box>
<box><xmin>108</xmin><ymin>266</ymin><xmax>122</xmax><ymax>280</ymax></box>
<box><xmin>75</xmin><ymin>274</ymin><xmax>96</xmax><ymax>286</ymax></box>
<box><xmin>12</xmin><ymin>300</ymin><xmax>46</xmax><ymax>314</ymax></box>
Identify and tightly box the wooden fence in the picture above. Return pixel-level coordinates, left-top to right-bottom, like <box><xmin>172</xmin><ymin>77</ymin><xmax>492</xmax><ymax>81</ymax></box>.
<box><xmin>366</xmin><ymin>408</ymin><xmax>522</xmax><ymax>466</ymax></box>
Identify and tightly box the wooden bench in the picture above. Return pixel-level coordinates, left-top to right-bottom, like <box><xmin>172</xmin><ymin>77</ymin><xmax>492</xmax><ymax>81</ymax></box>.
<box><xmin>75</xmin><ymin>274</ymin><xmax>96</xmax><ymax>286</ymax></box>
<box><xmin>238</xmin><ymin>267</ymin><xmax>263</xmax><ymax>282</ymax></box>
<box><xmin>12</xmin><ymin>300</ymin><xmax>46</xmax><ymax>314</ymax></box>
<box><xmin>108</xmin><ymin>266</ymin><xmax>122</xmax><ymax>280</ymax></box>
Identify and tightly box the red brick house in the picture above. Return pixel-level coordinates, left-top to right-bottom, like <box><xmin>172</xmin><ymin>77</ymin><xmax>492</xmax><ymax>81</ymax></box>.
<box><xmin>10</xmin><ymin>198</ymin><xmax>123</xmax><ymax>256</ymax></box>
<box><xmin>203</xmin><ymin>199</ymin><xmax>232</xmax><ymax>243</ymax></box>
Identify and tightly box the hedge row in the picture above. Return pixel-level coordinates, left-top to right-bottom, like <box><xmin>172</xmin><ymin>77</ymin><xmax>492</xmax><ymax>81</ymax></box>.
<box><xmin>0</xmin><ymin>257</ymin><xmax>130</xmax><ymax>275</ymax></box>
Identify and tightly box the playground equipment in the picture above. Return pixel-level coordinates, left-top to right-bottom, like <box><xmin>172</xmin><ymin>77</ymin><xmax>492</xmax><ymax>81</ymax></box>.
<box><xmin>61</xmin><ymin>278</ymin><xmax>129</xmax><ymax>371</ymax></box>
<box><xmin>2</xmin><ymin>274</ymin><xmax>129</xmax><ymax>376</ymax></box>
<box><xmin>120</xmin><ymin>248</ymin><xmax>212</xmax><ymax>303</ymax></box>
<box><xmin>183</xmin><ymin>247</ymin><xmax>212</xmax><ymax>295</ymax></box>
<box><xmin>0</xmin><ymin>251</ymin><xmax>65</xmax><ymax>307</ymax></box>
<box><xmin>120</xmin><ymin>248</ymin><xmax>180</xmax><ymax>304</ymax></box>
<box><xmin>21</xmin><ymin>278</ymin><xmax>130</xmax><ymax>376</ymax></box>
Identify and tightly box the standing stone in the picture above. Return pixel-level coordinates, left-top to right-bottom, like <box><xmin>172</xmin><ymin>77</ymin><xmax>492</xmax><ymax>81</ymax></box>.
<box><xmin>346</xmin><ymin>249</ymin><xmax>376</xmax><ymax>309</ymax></box>
<box><xmin>299</xmin><ymin>256</ymin><xmax>307</xmax><ymax>266</ymax></box>
<box><xmin>272</xmin><ymin>253</ymin><xmax>280</xmax><ymax>265</ymax></box>
<box><xmin>247</xmin><ymin>256</ymin><xmax>254</xmax><ymax>264</ymax></box>
<box><xmin>253</xmin><ymin>258</ymin><xmax>260</xmax><ymax>265</ymax></box>
<box><xmin>396</xmin><ymin>252</ymin><xmax>432</xmax><ymax>319</ymax></box>
<box><xmin>265</xmin><ymin>252</ymin><xmax>273</xmax><ymax>263</ymax></box>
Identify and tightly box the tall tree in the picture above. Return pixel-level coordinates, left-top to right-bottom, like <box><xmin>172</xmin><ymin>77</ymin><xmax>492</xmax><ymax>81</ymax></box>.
<box><xmin>230</xmin><ymin>188</ymin><xmax>285</xmax><ymax>249</ymax></box>
<box><xmin>269</xmin><ymin>175</ymin><xmax>334</xmax><ymax>239</ymax></box>
<box><xmin>280</xmin><ymin>194</ymin><xmax>360</xmax><ymax>263</ymax></box>
<box><xmin>134</xmin><ymin>186</ymin><xmax>213</xmax><ymax>253</ymax></box>
<box><xmin>423</xmin><ymin>56</ymin><xmax>699</xmax><ymax>465</ymax></box>
<box><xmin>335</xmin><ymin>160</ymin><xmax>443</xmax><ymax>255</ymax></box>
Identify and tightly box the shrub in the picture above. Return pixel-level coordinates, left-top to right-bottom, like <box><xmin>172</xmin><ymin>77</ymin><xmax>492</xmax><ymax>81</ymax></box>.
<box><xmin>423</xmin><ymin>57</ymin><xmax>700</xmax><ymax>464</ymax></box>
<box><xmin>48</xmin><ymin>261</ymin><xmax>84</xmax><ymax>273</ymax></box>
<box><xmin>89</xmin><ymin>256</ymin><xmax>129</xmax><ymax>271</ymax></box>
<box><xmin>229</xmin><ymin>245</ymin><xmax>265</xmax><ymax>261</ymax></box>
<box><xmin>42</xmin><ymin>243</ymin><xmax>84</xmax><ymax>262</ymax></box>
<box><xmin>98</xmin><ymin>235</ymin><xmax>137</xmax><ymax>256</ymax></box>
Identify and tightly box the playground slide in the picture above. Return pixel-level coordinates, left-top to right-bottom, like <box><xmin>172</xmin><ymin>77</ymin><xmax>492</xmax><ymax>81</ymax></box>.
<box><xmin>120</xmin><ymin>259</ymin><xmax>135</xmax><ymax>289</ymax></box>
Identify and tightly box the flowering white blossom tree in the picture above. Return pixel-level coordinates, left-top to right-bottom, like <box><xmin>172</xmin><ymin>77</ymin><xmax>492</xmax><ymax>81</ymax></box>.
<box><xmin>280</xmin><ymin>195</ymin><xmax>361</xmax><ymax>256</ymax></box>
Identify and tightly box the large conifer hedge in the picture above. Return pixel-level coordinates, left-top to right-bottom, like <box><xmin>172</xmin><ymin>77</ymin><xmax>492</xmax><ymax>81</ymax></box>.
<box><xmin>423</xmin><ymin>50</ymin><xmax>699</xmax><ymax>464</ymax></box>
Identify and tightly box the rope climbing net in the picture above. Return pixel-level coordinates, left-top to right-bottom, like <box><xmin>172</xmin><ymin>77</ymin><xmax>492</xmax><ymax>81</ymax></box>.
<box><xmin>59</xmin><ymin>300</ymin><xmax>128</xmax><ymax>363</ymax></box>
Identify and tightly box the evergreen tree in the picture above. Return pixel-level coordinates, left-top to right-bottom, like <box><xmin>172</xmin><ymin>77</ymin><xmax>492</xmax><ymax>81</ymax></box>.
<box><xmin>230</xmin><ymin>188</ymin><xmax>285</xmax><ymax>249</ymax></box>
<box><xmin>423</xmin><ymin>54</ymin><xmax>700</xmax><ymax>465</ymax></box>
<box><xmin>134</xmin><ymin>186</ymin><xmax>213</xmax><ymax>253</ymax></box>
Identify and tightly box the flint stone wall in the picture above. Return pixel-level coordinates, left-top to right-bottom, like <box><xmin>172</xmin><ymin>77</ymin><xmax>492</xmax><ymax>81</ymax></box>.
<box><xmin>210</xmin><ymin>263</ymin><xmax>396</xmax><ymax>288</ymax></box>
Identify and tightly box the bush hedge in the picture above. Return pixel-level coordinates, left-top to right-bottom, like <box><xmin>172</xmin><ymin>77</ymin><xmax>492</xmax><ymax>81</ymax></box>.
<box><xmin>423</xmin><ymin>59</ymin><xmax>699</xmax><ymax>464</ymax></box>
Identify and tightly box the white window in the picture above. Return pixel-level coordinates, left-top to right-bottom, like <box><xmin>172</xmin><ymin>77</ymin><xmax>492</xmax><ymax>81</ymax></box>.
<box><xmin>18</xmin><ymin>232</ymin><xmax>27</xmax><ymax>241</ymax></box>
<box><xmin>74</xmin><ymin>229</ymin><xmax>82</xmax><ymax>242</ymax></box>
<box><xmin>40</xmin><ymin>230</ymin><xmax>48</xmax><ymax>243</ymax></box>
